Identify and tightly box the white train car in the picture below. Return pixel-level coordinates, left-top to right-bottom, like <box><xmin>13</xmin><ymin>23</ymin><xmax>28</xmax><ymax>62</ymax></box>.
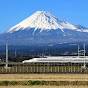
<box><xmin>22</xmin><ymin>56</ymin><xmax>88</xmax><ymax>63</ymax></box>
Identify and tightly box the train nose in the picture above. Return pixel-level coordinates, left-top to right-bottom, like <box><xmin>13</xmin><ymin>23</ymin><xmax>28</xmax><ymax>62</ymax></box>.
<box><xmin>22</xmin><ymin>60</ymin><xmax>34</xmax><ymax>63</ymax></box>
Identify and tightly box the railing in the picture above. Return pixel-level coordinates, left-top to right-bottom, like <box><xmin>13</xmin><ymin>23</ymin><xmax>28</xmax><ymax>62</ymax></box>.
<box><xmin>0</xmin><ymin>62</ymin><xmax>88</xmax><ymax>73</ymax></box>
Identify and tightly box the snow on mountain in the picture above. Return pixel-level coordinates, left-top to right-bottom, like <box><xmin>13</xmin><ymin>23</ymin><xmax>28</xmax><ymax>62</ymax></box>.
<box><xmin>1</xmin><ymin>11</ymin><xmax>88</xmax><ymax>45</ymax></box>
<box><xmin>6</xmin><ymin>11</ymin><xmax>82</xmax><ymax>33</ymax></box>
<box><xmin>75</xmin><ymin>25</ymin><xmax>88</xmax><ymax>32</ymax></box>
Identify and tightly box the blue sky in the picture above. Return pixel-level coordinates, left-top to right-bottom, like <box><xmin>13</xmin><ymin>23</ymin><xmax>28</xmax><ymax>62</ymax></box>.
<box><xmin>0</xmin><ymin>0</ymin><xmax>88</xmax><ymax>33</ymax></box>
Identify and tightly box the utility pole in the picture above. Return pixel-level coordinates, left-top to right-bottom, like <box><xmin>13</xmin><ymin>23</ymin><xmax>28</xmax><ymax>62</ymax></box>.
<box><xmin>78</xmin><ymin>45</ymin><xmax>80</xmax><ymax>57</ymax></box>
<box><xmin>84</xmin><ymin>44</ymin><xmax>86</xmax><ymax>67</ymax></box>
<box><xmin>6</xmin><ymin>44</ymin><xmax>8</xmax><ymax>68</ymax></box>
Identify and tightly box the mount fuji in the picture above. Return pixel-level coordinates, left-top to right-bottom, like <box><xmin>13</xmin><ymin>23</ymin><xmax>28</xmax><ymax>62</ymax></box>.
<box><xmin>0</xmin><ymin>11</ymin><xmax>88</xmax><ymax>45</ymax></box>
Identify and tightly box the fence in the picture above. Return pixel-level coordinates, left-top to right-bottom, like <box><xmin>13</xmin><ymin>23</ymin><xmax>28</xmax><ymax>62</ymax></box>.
<box><xmin>0</xmin><ymin>62</ymin><xmax>88</xmax><ymax>73</ymax></box>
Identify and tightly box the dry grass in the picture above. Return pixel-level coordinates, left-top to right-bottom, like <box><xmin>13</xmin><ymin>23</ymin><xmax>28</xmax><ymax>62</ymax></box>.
<box><xmin>0</xmin><ymin>85</ymin><xmax>88</xmax><ymax>88</ymax></box>
<box><xmin>0</xmin><ymin>74</ymin><xmax>88</xmax><ymax>87</ymax></box>
<box><xmin>0</xmin><ymin>74</ymin><xmax>88</xmax><ymax>81</ymax></box>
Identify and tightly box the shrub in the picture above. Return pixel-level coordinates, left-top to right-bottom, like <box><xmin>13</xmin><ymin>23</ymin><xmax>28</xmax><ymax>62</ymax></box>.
<box><xmin>29</xmin><ymin>81</ymin><xmax>40</xmax><ymax>85</ymax></box>
<box><xmin>28</xmin><ymin>81</ymin><xmax>45</xmax><ymax>85</ymax></box>
<box><xmin>40</xmin><ymin>81</ymin><xmax>45</xmax><ymax>85</ymax></box>
<box><xmin>2</xmin><ymin>81</ymin><xmax>9</xmax><ymax>85</ymax></box>
<box><xmin>9</xmin><ymin>81</ymin><xmax>18</xmax><ymax>85</ymax></box>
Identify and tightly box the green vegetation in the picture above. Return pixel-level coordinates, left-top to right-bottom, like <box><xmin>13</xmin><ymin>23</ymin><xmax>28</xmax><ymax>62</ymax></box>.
<box><xmin>28</xmin><ymin>80</ymin><xmax>45</xmax><ymax>85</ymax></box>
<box><xmin>1</xmin><ymin>81</ymin><xmax>18</xmax><ymax>85</ymax></box>
<box><xmin>9</xmin><ymin>81</ymin><xmax>18</xmax><ymax>85</ymax></box>
<box><xmin>1</xmin><ymin>81</ymin><xmax>9</xmax><ymax>85</ymax></box>
<box><xmin>0</xmin><ymin>80</ymin><xmax>88</xmax><ymax>86</ymax></box>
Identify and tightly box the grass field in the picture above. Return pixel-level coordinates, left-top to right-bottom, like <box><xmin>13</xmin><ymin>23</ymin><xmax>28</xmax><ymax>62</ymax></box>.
<box><xmin>0</xmin><ymin>74</ymin><xmax>88</xmax><ymax>88</ymax></box>
<box><xmin>0</xmin><ymin>74</ymin><xmax>88</xmax><ymax>81</ymax></box>
<box><xmin>1</xmin><ymin>85</ymin><xmax>88</xmax><ymax>88</ymax></box>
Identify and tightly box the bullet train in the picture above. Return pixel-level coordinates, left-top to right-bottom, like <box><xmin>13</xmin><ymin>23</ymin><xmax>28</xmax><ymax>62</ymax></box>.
<box><xmin>22</xmin><ymin>56</ymin><xmax>88</xmax><ymax>63</ymax></box>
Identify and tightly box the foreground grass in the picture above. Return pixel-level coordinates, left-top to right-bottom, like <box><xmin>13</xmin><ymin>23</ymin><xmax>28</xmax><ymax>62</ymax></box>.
<box><xmin>0</xmin><ymin>74</ymin><xmax>88</xmax><ymax>81</ymax></box>
<box><xmin>0</xmin><ymin>80</ymin><xmax>88</xmax><ymax>86</ymax></box>
<box><xmin>1</xmin><ymin>85</ymin><xmax>88</xmax><ymax>88</ymax></box>
<box><xmin>0</xmin><ymin>74</ymin><xmax>88</xmax><ymax>87</ymax></box>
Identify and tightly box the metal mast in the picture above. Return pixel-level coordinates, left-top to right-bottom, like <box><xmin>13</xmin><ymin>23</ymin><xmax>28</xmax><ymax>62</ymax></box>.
<box><xmin>78</xmin><ymin>45</ymin><xmax>80</xmax><ymax>57</ymax></box>
<box><xmin>84</xmin><ymin>44</ymin><xmax>86</xmax><ymax>67</ymax></box>
<box><xmin>6</xmin><ymin>44</ymin><xmax>8</xmax><ymax>68</ymax></box>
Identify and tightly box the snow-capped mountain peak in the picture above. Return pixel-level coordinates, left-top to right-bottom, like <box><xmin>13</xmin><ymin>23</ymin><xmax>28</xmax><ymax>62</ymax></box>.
<box><xmin>6</xmin><ymin>11</ymin><xmax>79</xmax><ymax>33</ymax></box>
<box><xmin>1</xmin><ymin>11</ymin><xmax>88</xmax><ymax>45</ymax></box>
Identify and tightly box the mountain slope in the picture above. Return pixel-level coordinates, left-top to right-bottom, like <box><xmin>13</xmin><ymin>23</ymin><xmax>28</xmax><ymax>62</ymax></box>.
<box><xmin>5</xmin><ymin>11</ymin><xmax>85</xmax><ymax>33</ymax></box>
<box><xmin>0</xmin><ymin>11</ymin><xmax>88</xmax><ymax>45</ymax></box>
